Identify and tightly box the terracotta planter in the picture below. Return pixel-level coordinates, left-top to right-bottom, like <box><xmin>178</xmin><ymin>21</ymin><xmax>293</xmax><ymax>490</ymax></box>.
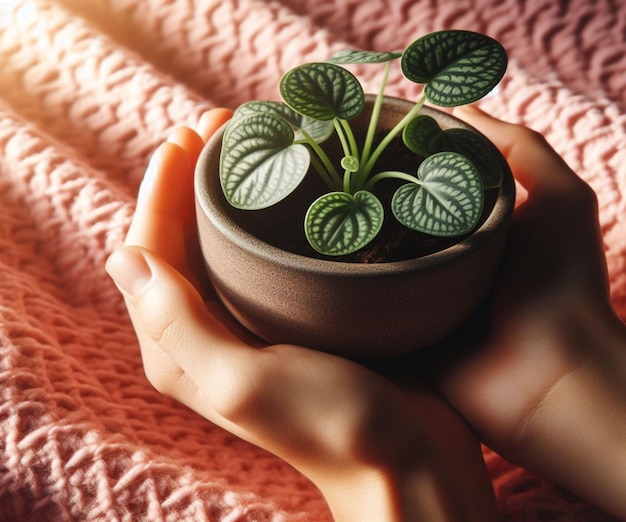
<box><xmin>195</xmin><ymin>96</ymin><xmax>515</xmax><ymax>359</ymax></box>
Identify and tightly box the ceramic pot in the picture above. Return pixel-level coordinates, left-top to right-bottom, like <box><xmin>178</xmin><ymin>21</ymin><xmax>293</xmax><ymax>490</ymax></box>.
<box><xmin>195</xmin><ymin>96</ymin><xmax>515</xmax><ymax>359</ymax></box>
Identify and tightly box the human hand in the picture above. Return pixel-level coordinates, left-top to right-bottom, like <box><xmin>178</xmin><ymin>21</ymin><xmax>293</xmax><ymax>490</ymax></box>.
<box><xmin>105</xmin><ymin>109</ymin><xmax>498</xmax><ymax>522</ymax></box>
<box><xmin>429</xmin><ymin>105</ymin><xmax>626</xmax><ymax>519</ymax></box>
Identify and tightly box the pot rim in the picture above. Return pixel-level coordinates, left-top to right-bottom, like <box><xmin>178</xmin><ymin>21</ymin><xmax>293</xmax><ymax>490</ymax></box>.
<box><xmin>195</xmin><ymin>98</ymin><xmax>515</xmax><ymax>277</ymax></box>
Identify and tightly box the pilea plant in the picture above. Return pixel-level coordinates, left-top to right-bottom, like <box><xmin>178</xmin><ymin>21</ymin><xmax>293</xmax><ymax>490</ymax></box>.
<box><xmin>219</xmin><ymin>30</ymin><xmax>508</xmax><ymax>256</ymax></box>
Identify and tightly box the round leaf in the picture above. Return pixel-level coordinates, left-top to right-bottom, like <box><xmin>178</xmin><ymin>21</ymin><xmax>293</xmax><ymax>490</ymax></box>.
<box><xmin>341</xmin><ymin>155</ymin><xmax>359</xmax><ymax>173</ymax></box>
<box><xmin>327</xmin><ymin>50</ymin><xmax>402</xmax><ymax>64</ymax></box>
<box><xmin>220</xmin><ymin>113</ymin><xmax>310</xmax><ymax>210</ymax></box>
<box><xmin>401</xmin><ymin>30</ymin><xmax>507</xmax><ymax>106</ymax></box>
<box><xmin>444</xmin><ymin>128</ymin><xmax>503</xmax><ymax>188</ymax></box>
<box><xmin>232</xmin><ymin>100</ymin><xmax>334</xmax><ymax>143</ymax></box>
<box><xmin>402</xmin><ymin>115</ymin><xmax>450</xmax><ymax>157</ymax></box>
<box><xmin>391</xmin><ymin>152</ymin><xmax>484</xmax><ymax>236</ymax></box>
<box><xmin>402</xmin><ymin>116</ymin><xmax>503</xmax><ymax>188</ymax></box>
<box><xmin>279</xmin><ymin>62</ymin><xmax>365</xmax><ymax>121</ymax></box>
<box><xmin>305</xmin><ymin>191</ymin><xmax>384</xmax><ymax>256</ymax></box>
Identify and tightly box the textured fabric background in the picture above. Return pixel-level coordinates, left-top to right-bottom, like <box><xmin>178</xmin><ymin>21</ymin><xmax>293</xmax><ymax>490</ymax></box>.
<box><xmin>0</xmin><ymin>0</ymin><xmax>625</xmax><ymax>520</ymax></box>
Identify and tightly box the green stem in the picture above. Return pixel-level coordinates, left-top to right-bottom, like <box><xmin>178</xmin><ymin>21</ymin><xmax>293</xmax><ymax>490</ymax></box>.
<box><xmin>334</xmin><ymin>119</ymin><xmax>360</xmax><ymax>193</ymax></box>
<box><xmin>361</xmin><ymin>95</ymin><xmax>427</xmax><ymax>180</ymax></box>
<box><xmin>339</xmin><ymin>118</ymin><xmax>359</xmax><ymax>158</ymax></box>
<box><xmin>364</xmin><ymin>170</ymin><xmax>421</xmax><ymax>191</ymax></box>
<box><xmin>361</xmin><ymin>61</ymin><xmax>392</xmax><ymax>169</ymax></box>
<box><xmin>343</xmin><ymin>169</ymin><xmax>352</xmax><ymax>193</ymax></box>
<box><xmin>298</xmin><ymin>129</ymin><xmax>342</xmax><ymax>189</ymax></box>
<box><xmin>310</xmin><ymin>153</ymin><xmax>339</xmax><ymax>191</ymax></box>
<box><xmin>333</xmin><ymin>119</ymin><xmax>352</xmax><ymax>158</ymax></box>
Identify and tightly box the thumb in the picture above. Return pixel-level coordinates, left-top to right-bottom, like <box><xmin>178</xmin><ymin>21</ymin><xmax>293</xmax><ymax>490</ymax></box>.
<box><xmin>105</xmin><ymin>246</ymin><xmax>255</xmax><ymax>396</ymax></box>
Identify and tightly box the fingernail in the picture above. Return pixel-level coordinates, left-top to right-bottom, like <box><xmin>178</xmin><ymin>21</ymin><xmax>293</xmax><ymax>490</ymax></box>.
<box><xmin>138</xmin><ymin>145</ymin><xmax>162</xmax><ymax>203</ymax></box>
<box><xmin>105</xmin><ymin>248</ymin><xmax>152</xmax><ymax>297</ymax></box>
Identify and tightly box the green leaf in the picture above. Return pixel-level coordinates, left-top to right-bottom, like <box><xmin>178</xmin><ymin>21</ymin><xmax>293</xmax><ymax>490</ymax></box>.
<box><xmin>341</xmin><ymin>155</ymin><xmax>359</xmax><ymax>173</ymax></box>
<box><xmin>220</xmin><ymin>113</ymin><xmax>310</xmax><ymax>210</ymax></box>
<box><xmin>402</xmin><ymin>115</ymin><xmax>450</xmax><ymax>157</ymax></box>
<box><xmin>402</xmin><ymin>115</ymin><xmax>503</xmax><ymax>188</ymax></box>
<box><xmin>279</xmin><ymin>62</ymin><xmax>365</xmax><ymax>121</ymax></box>
<box><xmin>327</xmin><ymin>50</ymin><xmax>402</xmax><ymax>64</ymax></box>
<box><xmin>305</xmin><ymin>191</ymin><xmax>384</xmax><ymax>255</ymax></box>
<box><xmin>443</xmin><ymin>128</ymin><xmax>503</xmax><ymax>188</ymax></box>
<box><xmin>232</xmin><ymin>100</ymin><xmax>334</xmax><ymax>143</ymax></box>
<box><xmin>401</xmin><ymin>30</ymin><xmax>507</xmax><ymax>106</ymax></box>
<box><xmin>391</xmin><ymin>152</ymin><xmax>484</xmax><ymax>236</ymax></box>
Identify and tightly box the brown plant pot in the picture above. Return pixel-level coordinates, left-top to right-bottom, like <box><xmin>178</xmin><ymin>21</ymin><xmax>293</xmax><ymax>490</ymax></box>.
<box><xmin>195</xmin><ymin>96</ymin><xmax>515</xmax><ymax>359</ymax></box>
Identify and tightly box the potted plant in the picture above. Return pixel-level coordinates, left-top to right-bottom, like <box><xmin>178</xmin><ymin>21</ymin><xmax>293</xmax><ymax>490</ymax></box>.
<box><xmin>195</xmin><ymin>30</ymin><xmax>515</xmax><ymax>359</ymax></box>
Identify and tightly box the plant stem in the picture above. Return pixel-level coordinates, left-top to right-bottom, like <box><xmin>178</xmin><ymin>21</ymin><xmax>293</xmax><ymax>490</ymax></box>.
<box><xmin>361</xmin><ymin>95</ymin><xmax>427</xmax><ymax>180</ymax></box>
<box><xmin>343</xmin><ymin>169</ymin><xmax>352</xmax><ymax>193</ymax></box>
<box><xmin>334</xmin><ymin>119</ymin><xmax>360</xmax><ymax>193</ymax></box>
<box><xmin>339</xmin><ymin>118</ymin><xmax>359</xmax><ymax>159</ymax></box>
<box><xmin>361</xmin><ymin>61</ymin><xmax>392</xmax><ymax>170</ymax></box>
<box><xmin>310</xmin><ymin>153</ymin><xmax>339</xmax><ymax>191</ymax></box>
<box><xmin>364</xmin><ymin>170</ymin><xmax>421</xmax><ymax>191</ymax></box>
<box><xmin>299</xmin><ymin>129</ymin><xmax>342</xmax><ymax>190</ymax></box>
<box><xmin>333</xmin><ymin>119</ymin><xmax>352</xmax><ymax>159</ymax></box>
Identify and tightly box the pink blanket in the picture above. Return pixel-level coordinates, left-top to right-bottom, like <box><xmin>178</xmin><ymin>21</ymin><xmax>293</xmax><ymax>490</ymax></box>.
<box><xmin>1</xmin><ymin>0</ymin><xmax>624</xmax><ymax>520</ymax></box>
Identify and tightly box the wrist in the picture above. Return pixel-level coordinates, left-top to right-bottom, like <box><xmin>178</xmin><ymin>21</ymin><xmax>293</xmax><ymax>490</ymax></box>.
<box><xmin>314</xmin><ymin>441</ymin><xmax>498</xmax><ymax>522</ymax></box>
<box><xmin>513</xmin><ymin>303</ymin><xmax>626</xmax><ymax>519</ymax></box>
<box><xmin>316</xmin><ymin>466</ymin><xmax>406</xmax><ymax>522</ymax></box>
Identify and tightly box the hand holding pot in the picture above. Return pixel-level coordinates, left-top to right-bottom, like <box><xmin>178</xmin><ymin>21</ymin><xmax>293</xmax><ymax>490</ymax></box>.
<box><xmin>430</xmin><ymin>105</ymin><xmax>626</xmax><ymax>520</ymax></box>
<box><xmin>105</xmin><ymin>109</ymin><xmax>498</xmax><ymax>522</ymax></box>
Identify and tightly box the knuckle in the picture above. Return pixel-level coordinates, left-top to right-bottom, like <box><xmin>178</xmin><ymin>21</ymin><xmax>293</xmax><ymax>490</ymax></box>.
<box><xmin>144</xmin><ymin>366</ymin><xmax>171</xmax><ymax>396</ymax></box>
<box><xmin>574</xmin><ymin>178</ymin><xmax>599</xmax><ymax>208</ymax></box>
<box><xmin>136</xmin><ymin>291</ymin><xmax>184</xmax><ymax>346</ymax></box>
<box><xmin>512</xmin><ymin>124</ymin><xmax>548</xmax><ymax>148</ymax></box>
<box><xmin>208</xmin><ymin>347</ymin><xmax>298</xmax><ymax>426</ymax></box>
<box><xmin>146</xmin><ymin>314</ymin><xmax>178</xmax><ymax>345</ymax></box>
<box><xmin>141</xmin><ymin>352</ymin><xmax>184</xmax><ymax>397</ymax></box>
<box><xmin>211</xmin><ymin>371</ymin><xmax>264</xmax><ymax>423</ymax></box>
<box><xmin>559</xmin><ymin>170</ymin><xmax>598</xmax><ymax>211</ymax></box>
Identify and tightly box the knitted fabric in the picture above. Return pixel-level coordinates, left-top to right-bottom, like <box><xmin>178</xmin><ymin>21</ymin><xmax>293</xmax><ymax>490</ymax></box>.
<box><xmin>0</xmin><ymin>0</ymin><xmax>624</xmax><ymax>520</ymax></box>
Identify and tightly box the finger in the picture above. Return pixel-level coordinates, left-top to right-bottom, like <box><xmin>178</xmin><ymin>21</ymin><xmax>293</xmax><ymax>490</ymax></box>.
<box><xmin>124</xmin><ymin>110</ymin><xmax>232</xmax><ymax>276</ymax></box>
<box><xmin>161</xmin><ymin>128</ymin><xmax>204</xmax><ymax>230</ymax></box>
<box><xmin>166</xmin><ymin>126</ymin><xmax>205</xmax><ymax>166</ymax></box>
<box><xmin>105</xmin><ymin>246</ymin><xmax>260</xmax><ymax>413</ymax></box>
<box><xmin>164</xmin><ymin>127</ymin><xmax>211</xmax><ymax>283</ymax></box>
<box><xmin>106</xmin><ymin>245</ymin><xmax>400</xmax><ymax>466</ymax></box>
<box><xmin>125</xmin><ymin>141</ymin><xmax>191</xmax><ymax>272</ymax></box>
<box><xmin>196</xmin><ymin>108</ymin><xmax>233</xmax><ymax>142</ymax></box>
<box><xmin>453</xmin><ymin>105</ymin><xmax>582</xmax><ymax>196</ymax></box>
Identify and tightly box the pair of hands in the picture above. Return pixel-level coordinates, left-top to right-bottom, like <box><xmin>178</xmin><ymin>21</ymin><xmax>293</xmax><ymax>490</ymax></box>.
<box><xmin>106</xmin><ymin>106</ymin><xmax>626</xmax><ymax>521</ymax></box>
